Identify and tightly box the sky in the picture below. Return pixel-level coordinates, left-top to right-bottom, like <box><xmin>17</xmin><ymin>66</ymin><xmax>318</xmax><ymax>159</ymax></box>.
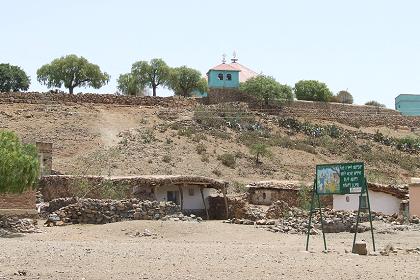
<box><xmin>1</xmin><ymin>0</ymin><xmax>420</xmax><ymax>108</ymax></box>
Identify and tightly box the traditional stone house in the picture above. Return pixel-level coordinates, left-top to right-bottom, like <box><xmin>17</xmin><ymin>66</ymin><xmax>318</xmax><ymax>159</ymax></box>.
<box><xmin>246</xmin><ymin>180</ymin><xmax>301</xmax><ymax>206</ymax></box>
<box><xmin>333</xmin><ymin>183</ymin><xmax>408</xmax><ymax>215</ymax></box>
<box><xmin>39</xmin><ymin>175</ymin><xmax>229</xmax><ymax>219</ymax></box>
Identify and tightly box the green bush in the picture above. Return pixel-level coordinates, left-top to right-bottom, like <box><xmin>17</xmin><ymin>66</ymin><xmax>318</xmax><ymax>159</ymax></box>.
<box><xmin>0</xmin><ymin>130</ymin><xmax>39</xmax><ymax>193</ymax></box>
<box><xmin>217</xmin><ymin>153</ymin><xmax>236</xmax><ymax>168</ymax></box>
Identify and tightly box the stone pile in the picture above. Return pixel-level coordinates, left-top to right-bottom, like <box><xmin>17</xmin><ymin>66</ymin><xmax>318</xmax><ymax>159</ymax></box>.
<box><xmin>0</xmin><ymin>216</ymin><xmax>40</xmax><ymax>235</ymax></box>
<box><xmin>54</xmin><ymin>198</ymin><xmax>181</xmax><ymax>224</ymax></box>
<box><xmin>161</xmin><ymin>213</ymin><xmax>203</xmax><ymax>222</ymax></box>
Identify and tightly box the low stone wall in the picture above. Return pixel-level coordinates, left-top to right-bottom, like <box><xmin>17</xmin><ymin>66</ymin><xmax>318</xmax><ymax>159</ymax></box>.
<box><xmin>205</xmin><ymin>90</ymin><xmax>420</xmax><ymax>127</ymax></box>
<box><xmin>0</xmin><ymin>92</ymin><xmax>196</xmax><ymax>107</ymax></box>
<box><xmin>0</xmin><ymin>191</ymin><xmax>36</xmax><ymax>210</ymax></box>
<box><xmin>54</xmin><ymin>198</ymin><xmax>180</xmax><ymax>224</ymax></box>
<box><xmin>38</xmin><ymin>176</ymin><xmax>150</xmax><ymax>201</ymax></box>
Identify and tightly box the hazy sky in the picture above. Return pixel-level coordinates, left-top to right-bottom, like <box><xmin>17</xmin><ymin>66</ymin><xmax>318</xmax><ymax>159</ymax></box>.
<box><xmin>1</xmin><ymin>0</ymin><xmax>420</xmax><ymax>108</ymax></box>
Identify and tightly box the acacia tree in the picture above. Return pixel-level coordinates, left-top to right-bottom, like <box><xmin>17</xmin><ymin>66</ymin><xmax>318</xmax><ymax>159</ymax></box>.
<box><xmin>0</xmin><ymin>131</ymin><xmax>39</xmax><ymax>193</ymax></box>
<box><xmin>37</xmin><ymin>54</ymin><xmax>110</xmax><ymax>94</ymax></box>
<box><xmin>0</xmin><ymin>63</ymin><xmax>30</xmax><ymax>92</ymax></box>
<box><xmin>169</xmin><ymin>66</ymin><xmax>208</xmax><ymax>97</ymax></box>
<box><xmin>117</xmin><ymin>73</ymin><xmax>145</xmax><ymax>96</ymax></box>
<box><xmin>240</xmin><ymin>75</ymin><xmax>293</xmax><ymax>105</ymax></box>
<box><xmin>294</xmin><ymin>80</ymin><xmax>333</xmax><ymax>102</ymax></box>
<box><xmin>131</xmin><ymin>58</ymin><xmax>170</xmax><ymax>97</ymax></box>
<box><xmin>249</xmin><ymin>142</ymin><xmax>272</xmax><ymax>164</ymax></box>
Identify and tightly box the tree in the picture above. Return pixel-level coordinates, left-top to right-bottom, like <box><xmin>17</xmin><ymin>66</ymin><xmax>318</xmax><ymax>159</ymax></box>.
<box><xmin>240</xmin><ymin>75</ymin><xmax>293</xmax><ymax>105</ymax></box>
<box><xmin>249</xmin><ymin>142</ymin><xmax>272</xmax><ymax>164</ymax></box>
<box><xmin>0</xmin><ymin>130</ymin><xmax>39</xmax><ymax>193</ymax></box>
<box><xmin>365</xmin><ymin>100</ymin><xmax>386</xmax><ymax>108</ymax></box>
<box><xmin>0</xmin><ymin>63</ymin><xmax>30</xmax><ymax>92</ymax></box>
<box><xmin>117</xmin><ymin>73</ymin><xmax>145</xmax><ymax>96</ymax></box>
<box><xmin>37</xmin><ymin>54</ymin><xmax>110</xmax><ymax>94</ymax></box>
<box><xmin>336</xmin><ymin>90</ymin><xmax>354</xmax><ymax>104</ymax></box>
<box><xmin>169</xmin><ymin>66</ymin><xmax>208</xmax><ymax>97</ymax></box>
<box><xmin>294</xmin><ymin>80</ymin><xmax>333</xmax><ymax>102</ymax></box>
<box><xmin>131</xmin><ymin>58</ymin><xmax>170</xmax><ymax>97</ymax></box>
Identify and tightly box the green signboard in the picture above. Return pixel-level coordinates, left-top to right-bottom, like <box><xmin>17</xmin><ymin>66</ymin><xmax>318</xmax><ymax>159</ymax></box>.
<box><xmin>316</xmin><ymin>162</ymin><xmax>364</xmax><ymax>195</ymax></box>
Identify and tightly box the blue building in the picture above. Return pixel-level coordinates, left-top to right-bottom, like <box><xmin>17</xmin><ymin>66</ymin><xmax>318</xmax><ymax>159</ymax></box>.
<box><xmin>395</xmin><ymin>94</ymin><xmax>420</xmax><ymax>116</ymax></box>
<box><xmin>192</xmin><ymin>55</ymin><xmax>258</xmax><ymax>97</ymax></box>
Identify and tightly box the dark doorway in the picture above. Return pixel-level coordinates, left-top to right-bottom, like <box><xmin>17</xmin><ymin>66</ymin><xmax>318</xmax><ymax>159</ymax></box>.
<box><xmin>167</xmin><ymin>191</ymin><xmax>179</xmax><ymax>204</ymax></box>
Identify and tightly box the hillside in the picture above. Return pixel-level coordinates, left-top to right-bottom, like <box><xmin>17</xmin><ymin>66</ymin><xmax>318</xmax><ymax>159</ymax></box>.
<box><xmin>0</xmin><ymin>96</ymin><xmax>419</xmax><ymax>186</ymax></box>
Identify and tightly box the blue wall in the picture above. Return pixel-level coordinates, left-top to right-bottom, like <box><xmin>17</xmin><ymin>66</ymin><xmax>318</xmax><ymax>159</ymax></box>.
<box><xmin>208</xmin><ymin>70</ymin><xmax>240</xmax><ymax>89</ymax></box>
<box><xmin>395</xmin><ymin>94</ymin><xmax>420</xmax><ymax>116</ymax></box>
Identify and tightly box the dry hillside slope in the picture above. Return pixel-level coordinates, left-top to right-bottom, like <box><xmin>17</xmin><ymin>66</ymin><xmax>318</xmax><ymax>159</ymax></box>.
<box><xmin>0</xmin><ymin>101</ymin><xmax>419</xmax><ymax>186</ymax></box>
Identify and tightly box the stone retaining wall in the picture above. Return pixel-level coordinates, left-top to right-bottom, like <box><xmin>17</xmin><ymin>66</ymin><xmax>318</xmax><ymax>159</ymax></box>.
<box><xmin>0</xmin><ymin>92</ymin><xmax>196</xmax><ymax>107</ymax></box>
<box><xmin>206</xmin><ymin>91</ymin><xmax>420</xmax><ymax>127</ymax></box>
<box><xmin>54</xmin><ymin>198</ymin><xmax>180</xmax><ymax>224</ymax></box>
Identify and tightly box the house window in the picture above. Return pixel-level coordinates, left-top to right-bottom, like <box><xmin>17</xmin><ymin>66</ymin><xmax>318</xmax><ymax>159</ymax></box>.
<box><xmin>226</xmin><ymin>74</ymin><xmax>232</xmax><ymax>80</ymax></box>
<box><xmin>188</xmin><ymin>188</ymin><xmax>194</xmax><ymax>196</ymax></box>
<box><xmin>218</xmin><ymin>73</ymin><xmax>224</xmax><ymax>80</ymax></box>
<box><xmin>167</xmin><ymin>191</ymin><xmax>179</xmax><ymax>204</ymax></box>
<box><xmin>262</xmin><ymin>192</ymin><xmax>266</xmax><ymax>199</ymax></box>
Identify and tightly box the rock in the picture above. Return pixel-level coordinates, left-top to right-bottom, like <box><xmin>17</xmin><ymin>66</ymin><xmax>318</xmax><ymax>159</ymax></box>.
<box><xmin>353</xmin><ymin>241</ymin><xmax>368</xmax><ymax>255</ymax></box>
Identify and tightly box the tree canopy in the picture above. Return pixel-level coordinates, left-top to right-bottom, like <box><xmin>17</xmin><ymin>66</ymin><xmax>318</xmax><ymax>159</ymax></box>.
<box><xmin>131</xmin><ymin>58</ymin><xmax>170</xmax><ymax>97</ymax></box>
<box><xmin>37</xmin><ymin>54</ymin><xmax>110</xmax><ymax>94</ymax></box>
<box><xmin>240</xmin><ymin>75</ymin><xmax>293</xmax><ymax>105</ymax></box>
<box><xmin>117</xmin><ymin>73</ymin><xmax>145</xmax><ymax>96</ymax></box>
<box><xmin>0</xmin><ymin>63</ymin><xmax>30</xmax><ymax>92</ymax></box>
<box><xmin>336</xmin><ymin>90</ymin><xmax>354</xmax><ymax>104</ymax></box>
<box><xmin>0</xmin><ymin>130</ymin><xmax>39</xmax><ymax>193</ymax></box>
<box><xmin>169</xmin><ymin>66</ymin><xmax>207</xmax><ymax>97</ymax></box>
<box><xmin>365</xmin><ymin>100</ymin><xmax>386</xmax><ymax>108</ymax></box>
<box><xmin>294</xmin><ymin>80</ymin><xmax>333</xmax><ymax>102</ymax></box>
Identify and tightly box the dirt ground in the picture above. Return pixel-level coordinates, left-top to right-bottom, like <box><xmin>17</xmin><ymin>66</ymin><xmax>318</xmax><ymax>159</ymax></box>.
<box><xmin>1</xmin><ymin>220</ymin><xmax>419</xmax><ymax>280</ymax></box>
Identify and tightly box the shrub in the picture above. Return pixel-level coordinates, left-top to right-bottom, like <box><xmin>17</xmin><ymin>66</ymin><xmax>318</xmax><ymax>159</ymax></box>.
<box><xmin>217</xmin><ymin>153</ymin><xmax>236</xmax><ymax>168</ymax></box>
<box><xmin>336</xmin><ymin>90</ymin><xmax>354</xmax><ymax>104</ymax></box>
<box><xmin>141</xmin><ymin>129</ymin><xmax>156</xmax><ymax>143</ymax></box>
<box><xmin>162</xmin><ymin>155</ymin><xmax>171</xmax><ymax>163</ymax></box>
<box><xmin>0</xmin><ymin>130</ymin><xmax>39</xmax><ymax>193</ymax></box>
<box><xmin>212</xmin><ymin>169</ymin><xmax>222</xmax><ymax>176</ymax></box>
<box><xmin>365</xmin><ymin>100</ymin><xmax>386</xmax><ymax>108</ymax></box>
<box><xmin>249</xmin><ymin>143</ymin><xmax>272</xmax><ymax>164</ymax></box>
<box><xmin>201</xmin><ymin>154</ymin><xmax>210</xmax><ymax>163</ymax></box>
<box><xmin>196</xmin><ymin>143</ymin><xmax>207</xmax><ymax>155</ymax></box>
<box><xmin>294</xmin><ymin>80</ymin><xmax>333</xmax><ymax>102</ymax></box>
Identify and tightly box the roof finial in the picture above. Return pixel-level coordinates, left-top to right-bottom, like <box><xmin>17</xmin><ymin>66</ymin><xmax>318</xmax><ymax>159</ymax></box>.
<box><xmin>231</xmin><ymin>51</ymin><xmax>238</xmax><ymax>63</ymax></box>
<box><xmin>222</xmin><ymin>53</ymin><xmax>226</xmax><ymax>64</ymax></box>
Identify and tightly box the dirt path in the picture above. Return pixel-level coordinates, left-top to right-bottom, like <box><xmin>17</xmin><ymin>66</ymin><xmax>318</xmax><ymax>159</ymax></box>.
<box><xmin>0</xmin><ymin>221</ymin><xmax>419</xmax><ymax>279</ymax></box>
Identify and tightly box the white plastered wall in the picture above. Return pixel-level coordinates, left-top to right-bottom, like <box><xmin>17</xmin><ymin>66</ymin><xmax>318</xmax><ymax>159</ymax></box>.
<box><xmin>333</xmin><ymin>190</ymin><xmax>401</xmax><ymax>215</ymax></box>
<box><xmin>154</xmin><ymin>185</ymin><xmax>215</xmax><ymax>210</ymax></box>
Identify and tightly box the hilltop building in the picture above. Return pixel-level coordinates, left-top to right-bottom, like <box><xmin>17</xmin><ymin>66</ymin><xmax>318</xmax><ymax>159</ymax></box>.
<box><xmin>194</xmin><ymin>53</ymin><xmax>258</xmax><ymax>97</ymax></box>
<box><xmin>395</xmin><ymin>94</ymin><xmax>420</xmax><ymax>116</ymax></box>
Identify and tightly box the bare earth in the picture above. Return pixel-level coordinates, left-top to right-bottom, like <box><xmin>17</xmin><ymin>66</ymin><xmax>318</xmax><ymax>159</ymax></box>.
<box><xmin>1</xmin><ymin>221</ymin><xmax>419</xmax><ymax>280</ymax></box>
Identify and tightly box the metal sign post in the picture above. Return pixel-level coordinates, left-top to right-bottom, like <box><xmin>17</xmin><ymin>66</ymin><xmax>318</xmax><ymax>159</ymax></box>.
<box><xmin>306</xmin><ymin>162</ymin><xmax>376</xmax><ymax>252</ymax></box>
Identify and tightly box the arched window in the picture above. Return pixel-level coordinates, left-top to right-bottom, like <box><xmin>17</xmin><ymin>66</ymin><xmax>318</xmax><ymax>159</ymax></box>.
<box><xmin>217</xmin><ymin>73</ymin><xmax>224</xmax><ymax>80</ymax></box>
<box><xmin>226</xmin><ymin>74</ymin><xmax>232</xmax><ymax>80</ymax></box>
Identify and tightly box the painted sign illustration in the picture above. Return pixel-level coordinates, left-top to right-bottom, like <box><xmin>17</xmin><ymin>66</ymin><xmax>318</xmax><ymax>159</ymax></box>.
<box><xmin>316</xmin><ymin>162</ymin><xmax>364</xmax><ymax>195</ymax></box>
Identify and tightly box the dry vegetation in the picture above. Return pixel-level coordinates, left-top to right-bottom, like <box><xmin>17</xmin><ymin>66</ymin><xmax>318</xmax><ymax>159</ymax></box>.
<box><xmin>0</xmin><ymin>102</ymin><xmax>419</xmax><ymax>185</ymax></box>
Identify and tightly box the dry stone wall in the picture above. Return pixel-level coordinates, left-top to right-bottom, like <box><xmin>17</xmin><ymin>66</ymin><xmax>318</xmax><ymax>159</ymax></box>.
<box><xmin>0</xmin><ymin>92</ymin><xmax>196</xmax><ymax>107</ymax></box>
<box><xmin>54</xmin><ymin>198</ymin><xmax>180</xmax><ymax>224</ymax></box>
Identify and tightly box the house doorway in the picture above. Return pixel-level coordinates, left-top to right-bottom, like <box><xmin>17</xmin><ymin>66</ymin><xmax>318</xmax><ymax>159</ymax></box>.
<box><xmin>167</xmin><ymin>191</ymin><xmax>180</xmax><ymax>204</ymax></box>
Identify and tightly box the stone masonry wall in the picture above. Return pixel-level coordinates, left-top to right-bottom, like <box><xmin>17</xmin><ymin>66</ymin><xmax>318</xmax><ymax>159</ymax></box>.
<box><xmin>0</xmin><ymin>92</ymin><xmax>196</xmax><ymax>107</ymax></box>
<box><xmin>206</xmin><ymin>91</ymin><xmax>420</xmax><ymax>127</ymax></box>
